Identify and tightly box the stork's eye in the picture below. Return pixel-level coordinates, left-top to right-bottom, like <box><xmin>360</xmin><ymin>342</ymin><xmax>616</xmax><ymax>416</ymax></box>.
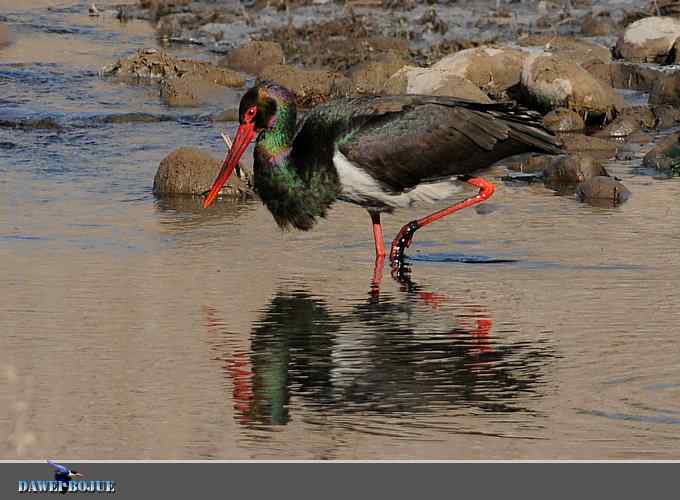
<box><xmin>245</xmin><ymin>106</ymin><xmax>257</xmax><ymax>122</ymax></box>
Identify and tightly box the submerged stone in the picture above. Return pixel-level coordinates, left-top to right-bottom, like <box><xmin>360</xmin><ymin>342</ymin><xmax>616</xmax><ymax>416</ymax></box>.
<box><xmin>153</xmin><ymin>147</ymin><xmax>253</xmax><ymax>197</ymax></box>
<box><xmin>576</xmin><ymin>176</ymin><xmax>631</xmax><ymax>205</ymax></box>
<box><xmin>642</xmin><ymin>133</ymin><xmax>680</xmax><ymax>173</ymax></box>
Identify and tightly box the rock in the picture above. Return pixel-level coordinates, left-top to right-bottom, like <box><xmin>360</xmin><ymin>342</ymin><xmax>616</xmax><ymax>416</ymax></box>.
<box><xmin>576</xmin><ymin>176</ymin><xmax>631</xmax><ymax>205</ymax></box>
<box><xmin>604</xmin><ymin>62</ymin><xmax>680</xmax><ymax>107</ymax></box>
<box><xmin>601</xmin><ymin>106</ymin><xmax>655</xmax><ymax>133</ymax></box>
<box><xmin>196</xmin><ymin>66</ymin><xmax>245</xmax><ymax>88</ymax></box>
<box><xmin>642</xmin><ymin>132</ymin><xmax>680</xmax><ymax>172</ymax></box>
<box><xmin>593</xmin><ymin>116</ymin><xmax>640</xmax><ymax>138</ymax></box>
<box><xmin>624</xmin><ymin>105</ymin><xmax>656</xmax><ymax>128</ymax></box>
<box><xmin>517</xmin><ymin>36</ymin><xmax>612</xmax><ymax>65</ymax></box>
<box><xmin>543</xmin><ymin>155</ymin><xmax>607</xmax><ymax>185</ymax></box>
<box><xmin>657</xmin><ymin>0</ymin><xmax>680</xmax><ymax>17</ymax></box>
<box><xmin>614</xmin><ymin>16</ymin><xmax>680</xmax><ymax>63</ymax></box>
<box><xmin>102</xmin><ymin>49</ymin><xmax>175</xmax><ymax>79</ymax></box>
<box><xmin>580</xmin><ymin>13</ymin><xmax>618</xmax><ymax>36</ymax></box>
<box><xmin>0</xmin><ymin>23</ymin><xmax>11</xmax><ymax>47</ymax></box>
<box><xmin>153</xmin><ymin>147</ymin><xmax>252</xmax><ymax>197</ymax></box>
<box><xmin>350</xmin><ymin>52</ymin><xmax>408</xmax><ymax>94</ymax></box>
<box><xmin>103</xmin><ymin>49</ymin><xmax>245</xmax><ymax>87</ymax></box>
<box><xmin>560</xmin><ymin>134</ymin><xmax>619</xmax><ymax>159</ymax></box>
<box><xmin>348</xmin><ymin>39</ymin><xmax>411</xmax><ymax>88</ymax></box>
<box><xmin>430</xmin><ymin>47</ymin><xmax>527</xmax><ymax>97</ymax></box>
<box><xmin>156</xmin><ymin>13</ymin><xmax>201</xmax><ymax>40</ymax></box>
<box><xmin>543</xmin><ymin>108</ymin><xmax>585</xmax><ymax>132</ymax></box>
<box><xmin>508</xmin><ymin>154</ymin><xmax>554</xmax><ymax>174</ymax></box>
<box><xmin>652</xmin><ymin>105</ymin><xmax>680</xmax><ymax>128</ymax></box>
<box><xmin>219</xmin><ymin>41</ymin><xmax>284</xmax><ymax>76</ymax></box>
<box><xmin>649</xmin><ymin>70</ymin><xmax>680</xmax><ymax>105</ymax></box>
<box><xmin>582</xmin><ymin>60</ymin><xmax>613</xmax><ymax>85</ymax></box>
<box><xmin>107</xmin><ymin>51</ymin><xmax>249</xmax><ymax>107</ymax></box>
<box><xmin>0</xmin><ymin>117</ymin><xmax>61</xmax><ymax>130</ymax></box>
<box><xmin>620</xmin><ymin>105</ymin><xmax>656</xmax><ymax>128</ymax></box>
<box><xmin>160</xmin><ymin>75</ymin><xmax>236</xmax><ymax>107</ymax></box>
<box><xmin>625</xmin><ymin>131</ymin><xmax>653</xmax><ymax>144</ymax></box>
<box><xmin>520</xmin><ymin>54</ymin><xmax>624</xmax><ymax>117</ymax></box>
<box><xmin>667</xmin><ymin>37</ymin><xmax>680</xmax><ymax>64</ymax></box>
<box><xmin>97</xmin><ymin>112</ymin><xmax>172</xmax><ymax>124</ymax></box>
<box><xmin>382</xmin><ymin>66</ymin><xmax>492</xmax><ymax>103</ymax></box>
<box><xmin>259</xmin><ymin>64</ymin><xmax>350</xmax><ymax>107</ymax></box>
<box><xmin>510</xmin><ymin>154</ymin><xmax>606</xmax><ymax>183</ymax></box>
<box><xmin>607</xmin><ymin>62</ymin><xmax>669</xmax><ymax>92</ymax></box>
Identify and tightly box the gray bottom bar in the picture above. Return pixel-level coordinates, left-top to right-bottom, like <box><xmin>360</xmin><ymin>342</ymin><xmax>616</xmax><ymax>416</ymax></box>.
<box><xmin>2</xmin><ymin>462</ymin><xmax>676</xmax><ymax>499</ymax></box>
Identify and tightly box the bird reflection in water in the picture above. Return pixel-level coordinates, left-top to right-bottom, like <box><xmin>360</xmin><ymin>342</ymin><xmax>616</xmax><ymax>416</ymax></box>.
<box><xmin>204</xmin><ymin>267</ymin><xmax>549</xmax><ymax>427</ymax></box>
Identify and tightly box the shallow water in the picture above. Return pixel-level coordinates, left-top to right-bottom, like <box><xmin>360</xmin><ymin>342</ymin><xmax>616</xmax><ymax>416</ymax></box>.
<box><xmin>2</xmin><ymin>0</ymin><xmax>680</xmax><ymax>460</ymax></box>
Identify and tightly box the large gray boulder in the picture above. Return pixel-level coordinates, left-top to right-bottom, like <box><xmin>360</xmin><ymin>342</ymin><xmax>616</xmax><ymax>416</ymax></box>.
<box><xmin>382</xmin><ymin>66</ymin><xmax>492</xmax><ymax>103</ymax></box>
<box><xmin>614</xmin><ymin>16</ymin><xmax>680</xmax><ymax>63</ymax></box>
<box><xmin>520</xmin><ymin>54</ymin><xmax>624</xmax><ymax>117</ymax></box>
<box><xmin>517</xmin><ymin>36</ymin><xmax>612</xmax><ymax>65</ymax></box>
<box><xmin>430</xmin><ymin>47</ymin><xmax>527</xmax><ymax>97</ymax></box>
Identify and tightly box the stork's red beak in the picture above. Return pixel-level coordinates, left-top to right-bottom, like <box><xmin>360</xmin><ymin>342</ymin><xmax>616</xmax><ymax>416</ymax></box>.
<box><xmin>203</xmin><ymin>122</ymin><xmax>256</xmax><ymax>208</ymax></box>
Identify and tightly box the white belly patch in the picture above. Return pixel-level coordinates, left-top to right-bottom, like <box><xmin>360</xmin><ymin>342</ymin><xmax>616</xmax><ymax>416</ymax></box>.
<box><xmin>332</xmin><ymin>150</ymin><xmax>463</xmax><ymax>209</ymax></box>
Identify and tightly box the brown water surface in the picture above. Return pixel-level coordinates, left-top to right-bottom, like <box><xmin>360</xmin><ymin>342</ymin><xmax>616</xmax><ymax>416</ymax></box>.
<box><xmin>1</xmin><ymin>0</ymin><xmax>680</xmax><ymax>460</ymax></box>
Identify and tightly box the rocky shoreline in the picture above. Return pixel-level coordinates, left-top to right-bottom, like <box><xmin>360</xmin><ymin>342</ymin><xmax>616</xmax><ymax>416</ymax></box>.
<box><xmin>94</xmin><ymin>0</ymin><xmax>680</xmax><ymax>201</ymax></box>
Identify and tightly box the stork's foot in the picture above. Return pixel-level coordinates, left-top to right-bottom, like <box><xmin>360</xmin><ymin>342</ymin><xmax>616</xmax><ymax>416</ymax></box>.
<box><xmin>390</xmin><ymin>261</ymin><xmax>415</xmax><ymax>290</ymax></box>
<box><xmin>389</xmin><ymin>220</ymin><xmax>419</xmax><ymax>265</ymax></box>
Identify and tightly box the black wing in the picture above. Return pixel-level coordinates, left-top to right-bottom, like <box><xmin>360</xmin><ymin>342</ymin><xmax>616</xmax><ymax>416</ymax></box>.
<box><xmin>293</xmin><ymin>95</ymin><xmax>562</xmax><ymax>192</ymax></box>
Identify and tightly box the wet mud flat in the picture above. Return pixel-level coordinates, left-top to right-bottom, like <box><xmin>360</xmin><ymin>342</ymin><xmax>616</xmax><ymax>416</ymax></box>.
<box><xmin>1</xmin><ymin>0</ymin><xmax>680</xmax><ymax>460</ymax></box>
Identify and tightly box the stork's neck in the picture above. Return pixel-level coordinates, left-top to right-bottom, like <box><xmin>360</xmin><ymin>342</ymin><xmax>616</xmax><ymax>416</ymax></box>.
<box><xmin>256</xmin><ymin>93</ymin><xmax>296</xmax><ymax>166</ymax></box>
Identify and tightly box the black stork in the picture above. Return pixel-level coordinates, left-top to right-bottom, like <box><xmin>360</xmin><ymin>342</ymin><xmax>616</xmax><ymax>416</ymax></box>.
<box><xmin>203</xmin><ymin>83</ymin><xmax>562</xmax><ymax>266</ymax></box>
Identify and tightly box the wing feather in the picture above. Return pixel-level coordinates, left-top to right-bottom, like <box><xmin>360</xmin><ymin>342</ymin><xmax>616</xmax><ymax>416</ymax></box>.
<box><xmin>292</xmin><ymin>95</ymin><xmax>562</xmax><ymax>192</ymax></box>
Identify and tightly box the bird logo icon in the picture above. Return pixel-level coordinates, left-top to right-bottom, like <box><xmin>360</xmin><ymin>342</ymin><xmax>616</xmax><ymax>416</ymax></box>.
<box><xmin>47</xmin><ymin>460</ymin><xmax>83</xmax><ymax>494</ymax></box>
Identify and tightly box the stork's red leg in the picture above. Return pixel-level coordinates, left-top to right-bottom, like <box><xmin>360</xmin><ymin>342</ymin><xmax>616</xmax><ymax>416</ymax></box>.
<box><xmin>390</xmin><ymin>176</ymin><xmax>496</xmax><ymax>263</ymax></box>
<box><xmin>369</xmin><ymin>211</ymin><xmax>387</xmax><ymax>297</ymax></box>
<box><xmin>370</xmin><ymin>211</ymin><xmax>387</xmax><ymax>257</ymax></box>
